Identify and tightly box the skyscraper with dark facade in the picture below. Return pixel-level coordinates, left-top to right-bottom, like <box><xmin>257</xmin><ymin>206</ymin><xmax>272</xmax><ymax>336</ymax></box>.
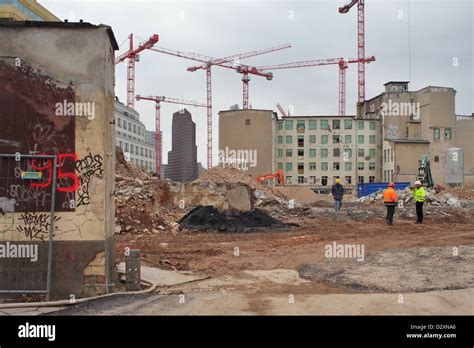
<box><xmin>166</xmin><ymin>109</ymin><xmax>198</xmax><ymax>182</ymax></box>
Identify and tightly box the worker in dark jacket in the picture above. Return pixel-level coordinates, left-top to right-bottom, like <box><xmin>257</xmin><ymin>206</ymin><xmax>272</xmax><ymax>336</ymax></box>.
<box><xmin>331</xmin><ymin>178</ymin><xmax>345</xmax><ymax>212</ymax></box>
<box><xmin>383</xmin><ymin>182</ymin><xmax>398</xmax><ymax>225</ymax></box>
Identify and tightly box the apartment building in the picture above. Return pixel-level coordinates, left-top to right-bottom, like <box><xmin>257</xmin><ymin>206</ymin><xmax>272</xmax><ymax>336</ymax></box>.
<box><xmin>359</xmin><ymin>82</ymin><xmax>473</xmax><ymax>186</ymax></box>
<box><xmin>115</xmin><ymin>99</ymin><xmax>156</xmax><ymax>173</ymax></box>
<box><xmin>219</xmin><ymin>110</ymin><xmax>380</xmax><ymax>190</ymax></box>
<box><xmin>0</xmin><ymin>0</ymin><xmax>60</xmax><ymax>21</ymax></box>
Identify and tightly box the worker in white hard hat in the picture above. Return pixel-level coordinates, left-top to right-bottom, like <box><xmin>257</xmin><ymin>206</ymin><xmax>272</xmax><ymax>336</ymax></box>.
<box><xmin>412</xmin><ymin>180</ymin><xmax>426</xmax><ymax>224</ymax></box>
<box><xmin>331</xmin><ymin>178</ymin><xmax>345</xmax><ymax>212</ymax></box>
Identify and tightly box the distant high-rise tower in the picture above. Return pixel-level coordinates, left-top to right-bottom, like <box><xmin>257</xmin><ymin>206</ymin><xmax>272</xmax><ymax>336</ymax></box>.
<box><xmin>166</xmin><ymin>109</ymin><xmax>198</xmax><ymax>182</ymax></box>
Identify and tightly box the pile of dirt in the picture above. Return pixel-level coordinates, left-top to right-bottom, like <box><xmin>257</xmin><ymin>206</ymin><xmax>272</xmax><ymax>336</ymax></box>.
<box><xmin>443</xmin><ymin>186</ymin><xmax>474</xmax><ymax>200</ymax></box>
<box><xmin>178</xmin><ymin>205</ymin><xmax>297</xmax><ymax>232</ymax></box>
<box><xmin>195</xmin><ymin>166</ymin><xmax>286</xmax><ymax>201</ymax></box>
<box><xmin>115</xmin><ymin>147</ymin><xmax>180</xmax><ymax>234</ymax></box>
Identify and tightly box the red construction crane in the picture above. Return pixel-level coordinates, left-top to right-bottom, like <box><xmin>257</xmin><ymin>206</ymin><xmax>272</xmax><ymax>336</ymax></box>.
<box><xmin>276</xmin><ymin>102</ymin><xmax>288</xmax><ymax>118</ymax></box>
<box><xmin>259</xmin><ymin>56</ymin><xmax>375</xmax><ymax>116</ymax></box>
<box><xmin>149</xmin><ymin>44</ymin><xmax>290</xmax><ymax>168</ymax></box>
<box><xmin>339</xmin><ymin>0</ymin><xmax>367</xmax><ymax>103</ymax></box>
<box><xmin>136</xmin><ymin>95</ymin><xmax>206</xmax><ymax>176</ymax></box>
<box><xmin>115</xmin><ymin>34</ymin><xmax>159</xmax><ymax>108</ymax></box>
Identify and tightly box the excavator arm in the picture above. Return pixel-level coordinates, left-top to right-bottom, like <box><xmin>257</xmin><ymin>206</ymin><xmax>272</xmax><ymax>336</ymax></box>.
<box><xmin>256</xmin><ymin>169</ymin><xmax>285</xmax><ymax>186</ymax></box>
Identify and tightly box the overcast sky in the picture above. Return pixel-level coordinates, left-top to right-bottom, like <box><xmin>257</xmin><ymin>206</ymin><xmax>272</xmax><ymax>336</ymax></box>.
<box><xmin>41</xmin><ymin>0</ymin><xmax>473</xmax><ymax>166</ymax></box>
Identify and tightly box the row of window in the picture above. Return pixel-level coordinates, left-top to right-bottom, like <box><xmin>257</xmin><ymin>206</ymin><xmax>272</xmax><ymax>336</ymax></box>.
<box><xmin>129</xmin><ymin>157</ymin><xmax>154</xmax><ymax>172</ymax></box>
<box><xmin>116</xmin><ymin>117</ymin><xmax>146</xmax><ymax>137</ymax></box>
<box><xmin>277</xmin><ymin>119</ymin><xmax>377</xmax><ymax>131</ymax></box>
<box><xmin>117</xmin><ymin>140</ymin><xmax>154</xmax><ymax>159</ymax></box>
<box><xmin>277</xmin><ymin>134</ymin><xmax>376</xmax><ymax>145</ymax></box>
<box><xmin>285</xmin><ymin>175</ymin><xmax>376</xmax><ymax>185</ymax></box>
<box><xmin>278</xmin><ymin>161</ymin><xmax>376</xmax><ymax>172</ymax></box>
<box><xmin>433</xmin><ymin>127</ymin><xmax>452</xmax><ymax>140</ymax></box>
<box><xmin>277</xmin><ymin>148</ymin><xmax>376</xmax><ymax>159</ymax></box>
<box><xmin>383</xmin><ymin>148</ymin><xmax>395</xmax><ymax>163</ymax></box>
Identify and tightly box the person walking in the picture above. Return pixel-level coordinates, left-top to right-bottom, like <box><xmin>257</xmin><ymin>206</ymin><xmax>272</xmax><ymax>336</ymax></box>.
<box><xmin>412</xmin><ymin>180</ymin><xmax>426</xmax><ymax>224</ymax></box>
<box><xmin>383</xmin><ymin>182</ymin><xmax>398</xmax><ymax>225</ymax></box>
<box><xmin>331</xmin><ymin>178</ymin><xmax>345</xmax><ymax>212</ymax></box>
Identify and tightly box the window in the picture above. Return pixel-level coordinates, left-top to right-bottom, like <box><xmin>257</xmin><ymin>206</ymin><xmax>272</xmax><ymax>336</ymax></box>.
<box><xmin>298</xmin><ymin>135</ymin><xmax>304</xmax><ymax>147</ymax></box>
<box><xmin>369</xmin><ymin>121</ymin><xmax>376</xmax><ymax>130</ymax></box>
<box><xmin>141</xmin><ymin>147</ymin><xmax>144</xmax><ymax>156</ymax></box>
<box><xmin>278</xmin><ymin>121</ymin><xmax>283</xmax><ymax>130</ymax></box>
<box><xmin>286</xmin><ymin>176</ymin><xmax>293</xmax><ymax>184</ymax></box>
<box><xmin>278</xmin><ymin>135</ymin><xmax>283</xmax><ymax>144</ymax></box>
<box><xmin>309</xmin><ymin>162</ymin><xmax>316</xmax><ymax>171</ymax></box>
<box><xmin>434</xmin><ymin>156</ymin><xmax>439</xmax><ymax>163</ymax></box>
<box><xmin>434</xmin><ymin>128</ymin><xmax>440</xmax><ymax>139</ymax></box>
<box><xmin>309</xmin><ymin>176</ymin><xmax>316</xmax><ymax>184</ymax></box>
<box><xmin>369</xmin><ymin>149</ymin><xmax>376</xmax><ymax>158</ymax></box>
<box><xmin>369</xmin><ymin>162</ymin><xmax>375</xmax><ymax>171</ymax></box>
<box><xmin>145</xmin><ymin>149</ymin><xmax>148</xmax><ymax>157</ymax></box>
<box><xmin>309</xmin><ymin>135</ymin><xmax>316</xmax><ymax>143</ymax></box>
<box><xmin>286</xmin><ymin>162</ymin><xmax>293</xmax><ymax>172</ymax></box>
<box><xmin>358</xmin><ymin>176</ymin><xmax>365</xmax><ymax>184</ymax></box>
<box><xmin>358</xmin><ymin>148</ymin><xmax>364</xmax><ymax>157</ymax></box>
<box><xmin>345</xmin><ymin>162</ymin><xmax>352</xmax><ymax>171</ymax></box>
<box><xmin>297</xmin><ymin>120</ymin><xmax>305</xmax><ymax>131</ymax></box>
<box><xmin>369</xmin><ymin>135</ymin><xmax>376</xmax><ymax>144</ymax></box>
<box><xmin>119</xmin><ymin>141</ymin><xmax>123</xmax><ymax>150</ymax></box>
<box><xmin>245</xmin><ymin>119</ymin><xmax>251</xmax><ymax>125</ymax></box>
<box><xmin>285</xmin><ymin>119</ymin><xmax>293</xmax><ymax>130</ymax></box>
<box><xmin>445</xmin><ymin>128</ymin><xmax>452</xmax><ymax>140</ymax></box>
<box><xmin>130</xmin><ymin>144</ymin><xmax>134</xmax><ymax>153</ymax></box>
<box><xmin>321</xmin><ymin>176</ymin><xmax>328</xmax><ymax>186</ymax></box>
<box><xmin>309</xmin><ymin>120</ymin><xmax>317</xmax><ymax>130</ymax></box>
<box><xmin>344</xmin><ymin>148</ymin><xmax>352</xmax><ymax>160</ymax></box>
<box><xmin>125</xmin><ymin>143</ymin><xmax>129</xmax><ymax>152</ymax></box>
<box><xmin>118</xmin><ymin>118</ymin><xmax>122</xmax><ymax>128</ymax></box>
<box><xmin>384</xmin><ymin>149</ymin><xmax>387</xmax><ymax>162</ymax></box>
<box><xmin>321</xmin><ymin>120</ymin><xmax>329</xmax><ymax>129</ymax></box>
<box><xmin>369</xmin><ymin>176</ymin><xmax>375</xmax><ymax>183</ymax></box>
<box><xmin>345</xmin><ymin>135</ymin><xmax>352</xmax><ymax>144</ymax></box>
<box><xmin>321</xmin><ymin>135</ymin><xmax>328</xmax><ymax>144</ymax></box>
<box><xmin>286</xmin><ymin>135</ymin><xmax>293</xmax><ymax>144</ymax></box>
<box><xmin>344</xmin><ymin>119</ymin><xmax>352</xmax><ymax>129</ymax></box>
<box><xmin>333</xmin><ymin>120</ymin><xmax>340</xmax><ymax>129</ymax></box>
<box><xmin>358</xmin><ymin>135</ymin><xmax>365</xmax><ymax>144</ymax></box>
<box><xmin>309</xmin><ymin>149</ymin><xmax>316</xmax><ymax>158</ymax></box>
<box><xmin>129</xmin><ymin>123</ymin><xmax>132</xmax><ymax>131</ymax></box>
<box><xmin>333</xmin><ymin>148</ymin><xmax>340</xmax><ymax>157</ymax></box>
<box><xmin>391</xmin><ymin>150</ymin><xmax>394</xmax><ymax>162</ymax></box>
<box><xmin>333</xmin><ymin>162</ymin><xmax>340</xmax><ymax>170</ymax></box>
<box><xmin>298</xmin><ymin>176</ymin><xmax>305</xmax><ymax>184</ymax></box>
<box><xmin>277</xmin><ymin>149</ymin><xmax>283</xmax><ymax>158</ymax></box>
<box><xmin>286</xmin><ymin>149</ymin><xmax>293</xmax><ymax>157</ymax></box>
<box><xmin>298</xmin><ymin>162</ymin><xmax>304</xmax><ymax>174</ymax></box>
<box><xmin>321</xmin><ymin>149</ymin><xmax>328</xmax><ymax>158</ymax></box>
<box><xmin>358</xmin><ymin>121</ymin><xmax>364</xmax><ymax>130</ymax></box>
<box><xmin>357</xmin><ymin>162</ymin><xmax>364</xmax><ymax>170</ymax></box>
<box><xmin>138</xmin><ymin>128</ymin><xmax>141</xmax><ymax>135</ymax></box>
<box><xmin>333</xmin><ymin>135</ymin><xmax>340</xmax><ymax>144</ymax></box>
<box><xmin>321</xmin><ymin>162</ymin><xmax>328</xmax><ymax>171</ymax></box>
<box><xmin>345</xmin><ymin>176</ymin><xmax>352</xmax><ymax>184</ymax></box>
<box><xmin>298</xmin><ymin>149</ymin><xmax>304</xmax><ymax>157</ymax></box>
<box><xmin>278</xmin><ymin>163</ymin><xmax>283</xmax><ymax>170</ymax></box>
<box><xmin>136</xmin><ymin>146</ymin><xmax>139</xmax><ymax>155</ymax></box>
<box><xmin>133</xmin><ymin>125</ymin><xmax>137</xmax><ymax>133</ymax></box>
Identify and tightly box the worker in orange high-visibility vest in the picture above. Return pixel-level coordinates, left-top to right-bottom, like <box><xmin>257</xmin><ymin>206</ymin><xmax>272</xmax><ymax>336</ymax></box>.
<box><xmin>383</xmin><ymin>182</ymin><xmax>398</xmax><ymax>225</ymax></box>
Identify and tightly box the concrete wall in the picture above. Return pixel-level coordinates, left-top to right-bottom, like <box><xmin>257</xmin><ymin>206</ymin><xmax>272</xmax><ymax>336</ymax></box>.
<box><xmin>393</xmin><ymin>142</ymin><xmax>430</xmax><ymax>183</ymax></box>
<box><xmin>455</xmin><ymin>116</ymin><xmax>474</xmax><ymax>187</ymax></box>
<box><xmin>0</xmin><ymin>23</ymin><xmax>117</xmax><ymax>299</ymax></box>
<box><xmin>218</xmin><ymin>109</ymin><xmax>275</xmax><ymax>178</ymax></box>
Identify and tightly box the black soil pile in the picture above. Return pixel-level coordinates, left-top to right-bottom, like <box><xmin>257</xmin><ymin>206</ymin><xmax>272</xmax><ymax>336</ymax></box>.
<box><xmin>178</xmin><ymin>205</ymin><xmax>297</xmax><ymax>232</ymax></box>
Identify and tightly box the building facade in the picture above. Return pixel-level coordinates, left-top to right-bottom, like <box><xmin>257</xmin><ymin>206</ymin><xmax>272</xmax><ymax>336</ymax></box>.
<box><xmin>115</xmin><ymin>99</ymin><xmax>156</xmax><ymax>173</ymax></box>
<box><xmin>359</xmin><ymin>82</ymin><xmax>474</xmax><ymax>186</ymax></box>
<box><xmin>0</xmin><ymin>0</ymin><xmax>60</xmax><ymax>21</ymax></box>
<box><xmin>166</xmin><ymin>109</ymin><xmax>198</xmax><ymax>182</ymax></box>
<box><xmin>219</xmin><ymin>109</ymin><xmax>380</xmax><ymax>192</ymax></box>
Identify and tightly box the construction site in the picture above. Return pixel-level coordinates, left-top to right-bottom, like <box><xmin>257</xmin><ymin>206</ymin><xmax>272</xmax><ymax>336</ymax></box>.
<box><xmin>0</xmin><ymin>0</ymin><xmax>473</xmax><ymax>328</ymax></box>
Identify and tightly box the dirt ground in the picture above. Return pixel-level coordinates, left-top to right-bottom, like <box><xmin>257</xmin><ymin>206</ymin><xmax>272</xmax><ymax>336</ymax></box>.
<box><xmin>115</xmin><ymin>202</ymin><xmax>474</xmax><ymax>297</ymax></box>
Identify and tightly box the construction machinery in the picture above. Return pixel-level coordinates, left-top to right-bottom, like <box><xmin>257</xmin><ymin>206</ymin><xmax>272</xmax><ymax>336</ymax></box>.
<box><xmin>417</xmin><ymin>155</ymin><xmax>434</xmax><ymax>187</ymax></box>
<box><xmin>256</xmin><ymin>169</ymin><xmax>285</xmax><ymax>186</ymax></box>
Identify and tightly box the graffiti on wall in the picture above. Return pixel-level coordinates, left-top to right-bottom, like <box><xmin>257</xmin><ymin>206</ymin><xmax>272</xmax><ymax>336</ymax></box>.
<box><xmin>76</xmin><ymin>153</ymin><xmax>104</xmax><ymax>207</ymax></box>
<box><xmin>16</xmin><ymin>212</ymin><xmax>61</xmax><ymax>241</ymax></box>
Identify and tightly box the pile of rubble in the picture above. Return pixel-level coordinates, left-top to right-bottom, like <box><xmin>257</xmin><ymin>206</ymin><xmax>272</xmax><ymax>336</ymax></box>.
<box><xmin>356</xmin><ymin>186</ymin><xmax>464</xmax><ymax>207</ymax></box>
<box><xmin>115</xmin><ymin>148</ymin><xmax>180</xmax><ymax>234</ymax></box>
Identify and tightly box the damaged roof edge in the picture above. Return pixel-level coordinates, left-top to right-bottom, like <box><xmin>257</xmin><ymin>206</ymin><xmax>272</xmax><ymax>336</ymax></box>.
<box><xmin>0</xmin><ymin>21</ymin><xmax>119</xmax><ymax>50</ymax></box>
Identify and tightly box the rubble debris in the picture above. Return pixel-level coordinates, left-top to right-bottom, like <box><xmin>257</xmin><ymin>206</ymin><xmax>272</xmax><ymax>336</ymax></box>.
<box><xmin>178</xmin><ymin>205</ymin><xmax>298</xmax><ymax>233</ymax></box>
